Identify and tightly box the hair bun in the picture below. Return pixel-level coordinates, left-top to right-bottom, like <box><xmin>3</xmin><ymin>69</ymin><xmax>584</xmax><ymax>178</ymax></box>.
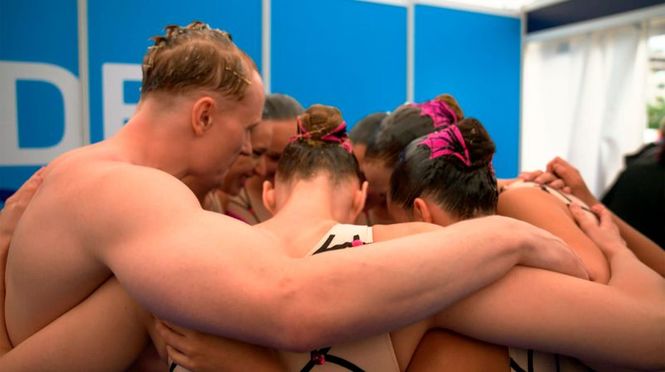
<box><xmin>434</xmin><ymin>94</ymin><xmax>464</xmax><ymax>121</ymax></box>
<box><xmin>457</xmin><ymin>118</ymin><xmax>495</xmax><ymax>168</ymax></box>
<box><xmin>299</xmin><ymin>104</ymin><xmax>344</xmax><ymax>141</ymax></box>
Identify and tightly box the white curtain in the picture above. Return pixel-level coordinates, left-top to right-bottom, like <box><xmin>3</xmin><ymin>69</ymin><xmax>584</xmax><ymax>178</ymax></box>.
<box><xmin>522</xmin><ymin>24</ymin><xmax>648</xmax><ymax>197</ymax></box>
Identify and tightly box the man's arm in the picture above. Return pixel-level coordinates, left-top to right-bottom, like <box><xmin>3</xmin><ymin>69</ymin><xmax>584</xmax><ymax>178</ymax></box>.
<box><xmin>0</xmin><ymin>169</ymin><xmax>44</xmax><ymax>353</ymax></box>
<box><xmin>92</xmin><ymin>166</ymin><xmax>587</xmax><ymax>351</ymax></box>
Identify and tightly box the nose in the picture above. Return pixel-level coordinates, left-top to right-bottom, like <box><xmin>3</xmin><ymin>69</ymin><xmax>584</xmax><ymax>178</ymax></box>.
<box><xmin>239</xmin><ymin>133</ymin><xmax>252</xmax><ymax>157</ymax></box>
<box><xmin>253</xmin><ymin>155</ymin><xmax>267</xmax><ymax>177</ymax></box>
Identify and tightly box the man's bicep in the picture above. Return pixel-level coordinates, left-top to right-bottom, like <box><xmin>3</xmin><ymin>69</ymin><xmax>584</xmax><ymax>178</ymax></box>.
<box><xmin>99</xmin><ymin>202</ymin><xmax>288</xmax><ymax>342</ymax></box>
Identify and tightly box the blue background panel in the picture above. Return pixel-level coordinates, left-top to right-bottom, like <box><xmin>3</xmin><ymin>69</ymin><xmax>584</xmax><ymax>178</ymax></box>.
<box><xmin>0</xmin><ymin>0</ymin><xmax>79</xmax><ymax>193</ymax></box>
<box><xmin>87</xmin><ymin>0</ymin><xmax>262</xmax><ymax>143</ymax></box>
<box><xmin>415</xmin><ymin>5</ymin><xmax>521</xmax><ymax>178</ymax></box>
<box><xmin>271</xmin><ymin>0</ymin><xmax>407</xmax><ymax>127</ymax></box>
<box><xmin>0</xmin><ymin>0</ymin><xmax>79</xmax><ymax>71</ymax></box>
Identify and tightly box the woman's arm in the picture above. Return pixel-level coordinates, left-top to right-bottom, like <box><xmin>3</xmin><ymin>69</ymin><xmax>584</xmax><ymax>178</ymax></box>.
<box><xmin>431</xmin><ymin>205</ymin><xmax>665</xmax><ymax>370</ymax></box>
<box><xmin>545</xmin><ymin>157</ymin><xmax>664</xmax><ymax>275</ymax></box>
<box><xmin>156</xmin><ymin>321</ymin><xmax>284</xmax><ymax>372</ymax></box>
<box><xmin>497</xmin><ymin>186</ymin><xmax>610</xmax><ymax>282</ymax></box>
<box><xmin>0</xmin><ymin>278</ymin><xmax>150</xmax><ymax>371</ymax></box>
<box><xmin>571</xmin><ymin>203</ymin><xmax>664</xmax><ymax>299</ymax></box>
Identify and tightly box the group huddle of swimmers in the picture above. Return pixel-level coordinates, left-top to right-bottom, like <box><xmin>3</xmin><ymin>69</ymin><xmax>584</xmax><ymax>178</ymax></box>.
<box><xmin>0</xmin><ymin>21</ymin><xmax>663</xmax><ymax>371</ymax></box>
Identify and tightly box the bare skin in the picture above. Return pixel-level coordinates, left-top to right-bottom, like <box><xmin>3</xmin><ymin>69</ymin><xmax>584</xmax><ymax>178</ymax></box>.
<box><xmin>158</xmin><ymin>173</ymin><xmax>664</xmax><ymax>371</ymax></box>
<box><xmin>520</xmin><ymin>156</ymin><xmax>665</xmax><ymax>276</ymax></box>
<box><xmin>0</xmin><ymin>177</ymin><xmax>582</xmax><ymax>370</ymax></box>
<box><xmin>0</xmin><ymin>72</ymin><xmax>587</xmax><ymax>372</ymax></box>
<box><xmin>3</xmin><ymin>153</ymin><xmax>653</xmax><ymax>368</ymax></box>
<box><xmin>0</xmin><ymin>170</ymin><xmax>44</xmax><ymax>353</ymax></box>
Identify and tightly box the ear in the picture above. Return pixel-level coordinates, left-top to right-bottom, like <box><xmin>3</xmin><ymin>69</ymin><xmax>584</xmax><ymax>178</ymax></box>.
<box><xmin>262</xmin><ymin>180</ymin><xmax>277</xmax><ymax>214</ymax></box>
<box><xmin>413</xmin><ymin>197</ymin><xmax>433</xmax><ymax>223</ymax></box>
<box><xmin>350</xmin><ymin>180</ymin><xmax>369</xmax><ymax>221</ymax></box>
<box><xmin>191</xmin><ymin>96</ymin><xmax>216</xmax><ymax>136</ymax></box>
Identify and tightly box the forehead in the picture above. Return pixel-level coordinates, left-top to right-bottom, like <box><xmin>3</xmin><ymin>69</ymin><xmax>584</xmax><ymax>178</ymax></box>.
<box><xmin>362</xmin><ymin>159</ymin><xmax>391</xmax><ymax>193</ymax></box>
<box><xmin>250</xmin><ymin>121</ymin><xmax>273</xmax><ymax>146</ymax></box>
<box><xmin>267</xmin><ymin>119</ymin><xmax>297</xmax><ymax>150</ymax></box>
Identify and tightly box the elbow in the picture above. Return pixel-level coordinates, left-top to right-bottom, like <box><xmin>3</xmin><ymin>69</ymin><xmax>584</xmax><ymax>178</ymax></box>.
<box><xmin>266</xmin><ymin>272</ymin><xmax>328</xmax><ymax>352</ymax></box>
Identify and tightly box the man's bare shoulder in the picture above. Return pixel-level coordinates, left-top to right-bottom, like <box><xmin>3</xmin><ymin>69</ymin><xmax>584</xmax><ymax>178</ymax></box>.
<box><xmin>32</xmin><ymin>145</ymin><xmax>202</xmax><ymax>242</ymax></box>
<box><xmin>45</xmin><ymin>146</ymin><xmax>198</xmax><ymax>208</ymax></box>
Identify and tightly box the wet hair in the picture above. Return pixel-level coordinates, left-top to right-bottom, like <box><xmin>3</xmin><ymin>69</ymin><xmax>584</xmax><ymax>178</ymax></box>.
<box><xmin>390</xmin><ymin>118</ymin><xmax>498</xmax><ymax>220</ymax></box>
<box><xmin>262</xmin><ymin>94</ymin><xmax>304</xmax><ymax>120</ymax></box>
<box><xmin>141</xmin><ymin>21</ymin><xmax>256</xmax><ymax>100</ymax></box>
<box><xmin>349</xmin><ymin>112</ymin><xmax>387</xmax><ymax>146</ymax></box>
<box><xmin>276</xmin><ymin>104</ymin><xmax>363</xmax><ymax>185</ymax></box>
<box><xmin>366</xmin><ymin>94</ymin><xmax>464</xmax><ymax>168</ymax></box>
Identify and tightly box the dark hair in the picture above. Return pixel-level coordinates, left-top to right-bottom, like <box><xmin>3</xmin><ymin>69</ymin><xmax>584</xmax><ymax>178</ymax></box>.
<box><xmin>141</xmin><ymin>21</ymin><xmax>256</xmax><ymax>100</ymax></box>
<box><xmin>263</xmin><ymin>94</ymin><xmax>304</xmax><ymax>120</ymax></box>
<box><xmin>390</xmin><ymin>118</ymin><xmax>497</xmax><ymax>220</ymax></box>
<box><xmin>276</xmin><ymin>104</ymin><xmax>363</xmax><ymax>184</ymax></box>
<box><xmin>366</xmin><ymin>94</ymin><xmax>464</xmax><ymax>168</ymax></box>
<box><xmin>349</xmin><ymin>112</ymin><xmax>387</xmax><ymax>145</ymax></box>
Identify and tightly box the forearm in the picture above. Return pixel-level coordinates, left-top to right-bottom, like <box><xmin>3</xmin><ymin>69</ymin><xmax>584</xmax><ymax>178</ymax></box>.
<box><xmin>436</xmin><ymin>267</ymin><xmax>665</xmax><ymax>370</ymax></box>
<box><xmin>569</xmin><ymin>192</ymin><xmax>665</xmax><ymax>275</ymax></box>
<box><xmin>0</xmin><ymin>279</ymin><xmax>149</xmax><ymax>371</ymax></box>
<box><xmin>281</xmin><ymin>220</ymin><xmax>533</xmax><ymax>350</ymax></box>
<box><xmin>605</xmin><ymin>246</ymin><xmax>665</xmax><ymax>297</ymax></box>
<box><xmin>610</xmin><ymin>213</ymin><xmax>665</xmax><ymax>276</ymax></box>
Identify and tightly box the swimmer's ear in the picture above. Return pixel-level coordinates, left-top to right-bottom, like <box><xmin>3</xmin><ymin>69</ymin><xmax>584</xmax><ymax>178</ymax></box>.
<box><xmin>191</xmin><ymin>96</ymin><xmax>216</xmax><ymax>135</ymax></box>
<box><xmin>413</xmin><ymin>198</ymin><xmax>432</xmax><ymax>223</ymax></box>
<box><xmin>350</xmin><ymin>180</ymin><xmax>369</xmax><ymax>221</ymax></box>
<box><xmin>262</xmin><ymin>180</ymin><xmax>277</xmax><ymax>215</ymax></box>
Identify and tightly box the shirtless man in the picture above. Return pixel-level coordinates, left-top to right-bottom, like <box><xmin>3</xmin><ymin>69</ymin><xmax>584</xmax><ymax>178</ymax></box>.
<box><xmin>3</xmin><ymin>22</ymin><xmax>585</xmax><ymax>367</ymax></box>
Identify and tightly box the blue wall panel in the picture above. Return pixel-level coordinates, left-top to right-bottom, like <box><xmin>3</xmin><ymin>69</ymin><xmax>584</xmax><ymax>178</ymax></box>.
<box><xmin>1</xmin><ymin>0</ymin><xmax>524</xmax><ymax>207</ymax></box>
<box><xmin>272</xmin><ymin>0</ymin><xmax>407</xmax><ymax>127</ymax></box>
<box><xmin>0</xmin><ymin>0</ymin><xmax>79</xmax><ymax>194</ymax></box>
<box><xmin>415</xmin><ymin>5</ymin><xmax>521</xmax><ymax>177</ymax></box>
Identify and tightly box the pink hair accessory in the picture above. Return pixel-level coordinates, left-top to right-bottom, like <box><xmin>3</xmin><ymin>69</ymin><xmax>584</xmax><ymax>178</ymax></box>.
<box><xmin>412</xmin><ymin>99</ymin><xmax>458</xmax><ymax>129</ymax></box>
<box><xmin>420</xmin><ymin>125</ymin><xmax>471</xmax><ymax>166</ymax></box>
<box><xmin>290</xmin><ymin>118</ymin><xmax>353</xmax><ymax>153</ymax></box>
